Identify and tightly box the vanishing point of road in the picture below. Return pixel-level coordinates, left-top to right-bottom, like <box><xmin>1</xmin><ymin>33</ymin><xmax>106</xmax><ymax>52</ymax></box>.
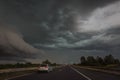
<box><xmin>9</xmin><ymin>66</ymin><xmax>120</xmax><ymax>80</ymax></box>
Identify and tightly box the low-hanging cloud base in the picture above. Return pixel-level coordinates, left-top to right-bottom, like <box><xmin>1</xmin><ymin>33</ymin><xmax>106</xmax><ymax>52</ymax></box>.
<box><xmin>0</xmin><ymin>0</ymin><xmax>120</xmax><ymax>63</ymax></box>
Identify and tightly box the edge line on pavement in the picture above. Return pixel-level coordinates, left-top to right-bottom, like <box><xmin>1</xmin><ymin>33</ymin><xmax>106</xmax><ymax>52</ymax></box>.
<box><xmin>70</xmin><ymin>67</ymin><xmax>92</xmax><ymax>80</ymax></box>
<box><xmin>6</xmin><ymin>72</ymin><xmax>34</xmax><ymax>80</ymax></box>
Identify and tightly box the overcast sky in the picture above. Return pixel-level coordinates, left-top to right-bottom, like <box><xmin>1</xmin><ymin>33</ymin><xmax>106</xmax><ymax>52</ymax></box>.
<box><xmin>0</xmin><ymin>0</ymin><xmax>120</xmax><ymax>64</ymax></box>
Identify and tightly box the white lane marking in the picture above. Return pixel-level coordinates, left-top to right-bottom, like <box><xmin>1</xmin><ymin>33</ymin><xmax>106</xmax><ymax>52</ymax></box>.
<box><xmin>70</xmin><ymin>67</ymin><xmax>92</xmax><ymax>80</ymax></box>
<box><xmin>6</xmin><ymin>72</ymin><xmax>34</xmax><ymax>80</ymax></box>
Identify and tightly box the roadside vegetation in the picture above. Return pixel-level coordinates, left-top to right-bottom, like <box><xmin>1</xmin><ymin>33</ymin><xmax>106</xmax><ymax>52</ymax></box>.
<box><xmin>79</xmin><ymin>54</ymin><xmax>120</xmax><ymax>66</ymax></box>
<box><xmin>0</xmin><ymin>60</ymin><xmax>58</xmax><ymax>69</ymax></box>
<box><xmin>75</xmin><ymin>54</ymin><xmax>120</xmax><ymax>71</ymax></box>
<box><xmin>0</xmin><ymin>70</ymin><xmax>34</xmax><ymax>80</ymax></box>
<box><xmin>0</xmin><ymin>62</ymin><xmax>39</xmax><ymax>69</ymax></box>
<box><xmin>0</xmin><ymin>60</ymin><xmax>59</xmax><ymax>80</ymax></box>
<box><xmin>41</xmin><ymin>59</ymin><xmax>60</xmax><ymax>66</ymax></box>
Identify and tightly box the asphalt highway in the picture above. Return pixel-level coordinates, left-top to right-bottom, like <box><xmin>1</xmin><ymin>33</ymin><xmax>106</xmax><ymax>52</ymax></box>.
<box><xmin>9</xmin><ymin>66</ymin><xmax>120</xmax><ymax>80</ymax></box>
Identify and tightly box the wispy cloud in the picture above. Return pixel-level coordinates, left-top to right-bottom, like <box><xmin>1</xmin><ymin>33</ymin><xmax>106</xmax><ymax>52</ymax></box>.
<box><xmin>34</xmin><ymin>1</ymin><xmax>120</xmax><ymax>51</ymax></box>
<box><xmin>77</xmin><ymin>1</ymin><xmax>120</xmax><ymax>32</ymax></box>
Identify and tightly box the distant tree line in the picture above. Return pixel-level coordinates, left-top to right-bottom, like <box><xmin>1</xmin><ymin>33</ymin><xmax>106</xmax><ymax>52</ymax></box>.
<box><xmin>0</xmin><ymin>62</ymin><xmax>39</xmax><ymax>69</ymax></box>
<box><xmin>41</xmin><ymin>59</ymin><xmax>59</xmax><ymax>66</ymax></box>
<box><xmin>0</xmin><ymin>59</ymin><xmax>58</xmax><ymax>69</ymax></box>
<box><xmin>80</xmin><ymin>54</ymin><xmax>120</xmax><ymax>66</ymax></box>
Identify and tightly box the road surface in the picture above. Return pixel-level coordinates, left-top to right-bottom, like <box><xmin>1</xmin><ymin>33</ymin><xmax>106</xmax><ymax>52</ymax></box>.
<box><xmin>9</xmin><ymin>66</ymin><xmax>120</xmax><ymax>80</ymax></box>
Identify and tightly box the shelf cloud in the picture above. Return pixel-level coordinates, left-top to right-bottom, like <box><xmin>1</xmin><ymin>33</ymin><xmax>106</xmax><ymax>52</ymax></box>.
<box><xmin>0</xmin><ymin>0</ymin><xmax>120</xmax><ymax>63</ymax></box>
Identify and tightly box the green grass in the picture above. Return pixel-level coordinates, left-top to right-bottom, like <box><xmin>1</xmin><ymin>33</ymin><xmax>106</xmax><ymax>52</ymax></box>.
<box><xmin>0</xmin><ymin>70</ymin><xmax>35</xmax><ymax>80</ymax></box>
<box><xmin>75</xmin><ymin>64</ymin><xmax>120</xmax><ymax>72</ymax></box>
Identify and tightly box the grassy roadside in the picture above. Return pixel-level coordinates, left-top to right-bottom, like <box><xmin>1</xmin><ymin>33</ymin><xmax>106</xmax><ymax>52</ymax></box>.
<box><xmin>73</xmin><ymin>65</ymin><xmax>120</xmax><ymax>75</ymax></box>
<box><xmin>78</xmin><ymin>64</ymin><xmax>120</xmax><ymax>71</ymax></box>
<box><xmin>0</xmin><ymin>70</ymin><xmax>35</xmax><ymax>80</ymax></box>
<box><xmin>0</xmin><ymin>66</ymin><xmax>59</xmax><ymax>80</ymax></box>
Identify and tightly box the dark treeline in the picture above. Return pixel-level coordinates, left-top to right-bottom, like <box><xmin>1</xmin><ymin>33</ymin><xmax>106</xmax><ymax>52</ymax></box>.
<box><xmin>0</xmin><ymin>62</ymin><xmax>39</xmax><ymax>69</ymax></box>
<box><xmin>0</xmin><ymin>60</ymin><xmax>58</xmax><ymax>69</ymax></box>
<box><xmin>41</xmin><ymin>59</ymin><xmax>59</xmax><ymax>66</ymax></box>
<box><xmin>80</xmin><ymin>54</ymin><xmax>120</xmax><ymax>66</ymax></box>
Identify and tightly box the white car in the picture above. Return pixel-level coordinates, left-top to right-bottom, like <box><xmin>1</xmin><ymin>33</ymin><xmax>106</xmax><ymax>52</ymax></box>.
<box><xmin>37</xmin><ymin>64</ymin><xmax>52</xmax><ymax>72</ymax></box>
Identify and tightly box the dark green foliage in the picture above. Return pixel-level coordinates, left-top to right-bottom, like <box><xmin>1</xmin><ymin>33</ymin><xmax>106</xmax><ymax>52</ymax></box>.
<box><xmin>0</xmin><ymin>60</ymin><xmax>58</xmax><ymax>69</ymax></box>
<box><xmin>114</xmin><ymin>59</ymin><xmax>120</xmax><ymax>64</ymax></box>
<box><xmin>80</xmin><ymin>54</ymin><xmax>120</xmax><ymax>66</ymax></box>
<box><xmin>0</xmin><ymin>62</ymin><xmax>39</xmax><ymax>69</ymax></box>
<box><xmin>104</xmin><ymin>54</ymin><xmax>115</xmax><ymax>64</ymax></box>
<box><xmin>42</xmin><ymin>59</ymin><xmax>51</xmax><ymax>65</ymax></box>
<box><xmin>86</xmin><ymin>56</ymin><xmax>97</xmax><ymax>66</ymax></box>
<box><xmin>80</xmin><ymin>56</ymin><xmax>86</xmax><ymax>65</ymax></box>
<box><xmin>96</xmin><ymin>56</ymin><xmax>105</xmax><ymax>65</ymax></box>
<box><xmin>42</xmin><ymin>59</ymin><xmax>58</xmax><ymax>66</ymax></box>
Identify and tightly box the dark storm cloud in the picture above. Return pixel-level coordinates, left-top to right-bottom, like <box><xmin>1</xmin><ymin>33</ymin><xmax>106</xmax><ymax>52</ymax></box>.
<box><xmin>73</xmin><ymin>27</ymin><xmax>120</xmax><ymax>52</ymax></box>
<box><xmin>0</xmin><ymin>0</ymin><xmax>118</xmax><ymax>44</ymax></box>
<box><xmin>0</xmin><ymin>45</ymin><xmax>29</xmax><ymax>61</ymax></box>
<box><xmin>0</xmin><ymin>29</ymin><xmax>42</xmax><ymax>61</ymax></box>
<box><xmin>0</xmin><ymin>0</ymin><xmax>120</xmax><ymax>63</ymax></box>
<box><xmin>29</xmin><ymin>0</ymin><xmax>120</xmax><ymax>53</ymax></box>
<box><xmin>105</xmin><ymin>27</ymin><xmax>120</xmax><ymax>35</ymax></box>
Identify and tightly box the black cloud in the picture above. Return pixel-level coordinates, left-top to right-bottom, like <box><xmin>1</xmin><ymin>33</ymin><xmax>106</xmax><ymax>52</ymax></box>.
<box><xmin>0</xmin><ymin>0</ymin><xmax>120</xmax><ymax>63</ymax></box>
